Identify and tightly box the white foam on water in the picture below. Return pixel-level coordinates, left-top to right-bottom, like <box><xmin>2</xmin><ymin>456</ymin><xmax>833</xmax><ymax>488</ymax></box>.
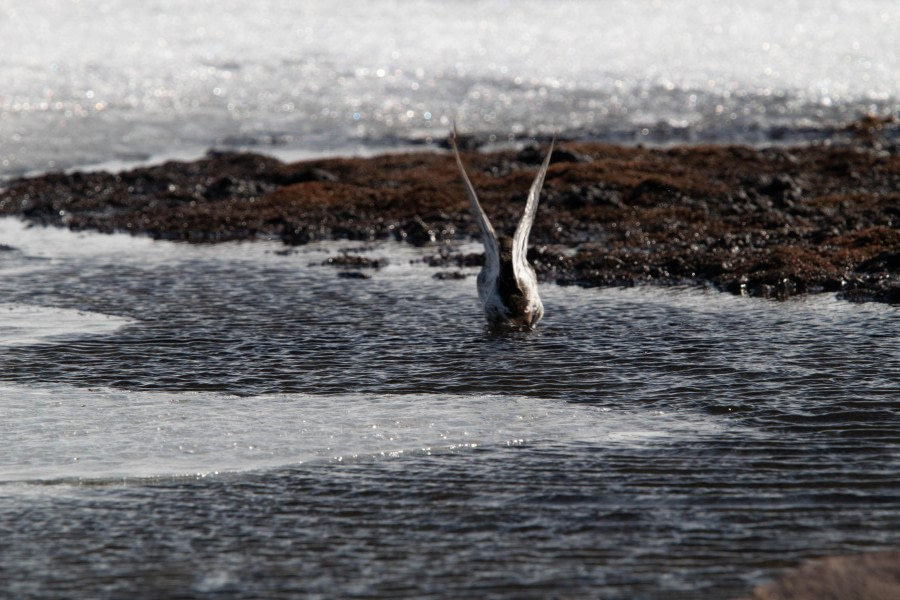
<box><xmin>0</xmin><ymin>304</ymin><xmax>136</xmax><ymax>348</ymax></box>
<box><xmin>570</xmin><ymin>284</ymin><xmax>899</xmax><ymax>320</ymax></box>
<box><xmin>0</xmin><ymin>382</ymin><xmax>729</xmax><ymax>484</ymax></box>
<box><xmin>0</xmin><ymin>217</ymin><xmax>164</xmax><ymax>263</ymax></box>
<box><xmin>0</xmin><ymin>216</ymin><xmax>433</xmax><ymax>268</ymax></box>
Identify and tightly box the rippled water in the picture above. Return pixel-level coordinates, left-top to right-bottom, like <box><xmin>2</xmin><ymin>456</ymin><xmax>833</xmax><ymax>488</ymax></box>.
<box><xmin>3</xmin><ymin>0</ymin><xmax>898</xmax><ymax>178</ymax></box>
<box><xmin>1</xmin><ymin>218</ymin><xmax>898</xmax><ymax>599</ymax></box>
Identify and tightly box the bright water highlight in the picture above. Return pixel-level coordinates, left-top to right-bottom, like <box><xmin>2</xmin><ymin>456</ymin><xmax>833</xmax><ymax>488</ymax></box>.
<box><xmin>2</xmin><ymin>0</ymin><xmax>898</xmax><ymax>177</ymax></box>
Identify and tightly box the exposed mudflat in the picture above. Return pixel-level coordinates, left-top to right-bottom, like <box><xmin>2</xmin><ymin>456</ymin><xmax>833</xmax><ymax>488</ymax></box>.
<box><xmin>736</xmin><ymin>551</ymin><xmax>900</xmax><ymax>600</ymax></box>
<box><xmin>2</xmin><ymin>126</ymin><xmax>898</xmax><ymax>303</ymax></box>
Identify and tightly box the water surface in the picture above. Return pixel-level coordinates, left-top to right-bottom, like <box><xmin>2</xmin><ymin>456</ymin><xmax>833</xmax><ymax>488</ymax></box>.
<box><xmin>1</xmin><ymin>218</ymin><xmax>897</xmax><ymax>599</ymax></box>
<box><xmin>3</xmin><ymin>0</ymin><xmax>898</xmax><ymax>177</ymax></box>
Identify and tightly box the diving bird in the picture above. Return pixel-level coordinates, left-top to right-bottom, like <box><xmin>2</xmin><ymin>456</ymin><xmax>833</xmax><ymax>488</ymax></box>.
<box><xmin>449</xmin><ymin>129</ymin><xmax>554</xmax><ymax>329</ymax></box>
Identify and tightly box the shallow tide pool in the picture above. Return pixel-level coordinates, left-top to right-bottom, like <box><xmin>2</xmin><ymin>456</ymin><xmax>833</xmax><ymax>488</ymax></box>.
<box><xmin>1</xmin><ymin>218</ymin><xmax>897</xmax><ymax>599</ymax></box>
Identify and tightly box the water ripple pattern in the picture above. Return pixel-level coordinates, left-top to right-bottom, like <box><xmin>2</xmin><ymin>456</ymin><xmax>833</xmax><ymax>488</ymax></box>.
<box><xmin>0</xmin><ymin>218</ymin><xmax>898</xmax><ymax>599</ymax></box>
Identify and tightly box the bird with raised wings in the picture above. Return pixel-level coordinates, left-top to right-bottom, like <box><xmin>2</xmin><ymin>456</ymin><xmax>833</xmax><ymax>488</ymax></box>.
<box><xmin>449</xmin><ymin>130</ymin><xmax>554</xmax><ymax>329</ymax></box>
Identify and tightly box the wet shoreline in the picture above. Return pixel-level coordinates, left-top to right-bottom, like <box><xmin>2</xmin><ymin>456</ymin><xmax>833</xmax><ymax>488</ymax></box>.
<box><xmin>1</xmin><ymin>125</ymin><xmax>897</xmax><ymax>304</ymax></box>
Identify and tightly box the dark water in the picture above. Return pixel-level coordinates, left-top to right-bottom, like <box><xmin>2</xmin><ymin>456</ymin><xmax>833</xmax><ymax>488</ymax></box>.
<box><xmin>1</xmin><ymin>223</ymin><xmax>898</xmax><ymax>599</ymax></box>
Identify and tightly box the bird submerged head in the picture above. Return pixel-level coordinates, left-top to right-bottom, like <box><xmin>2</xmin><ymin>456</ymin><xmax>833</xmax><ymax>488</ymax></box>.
<box><xmin>449</xmin><ymin>128</ymin><xmax>553</xmax><ymax>330</ymax></box>
<box><xmin>494</xmin><ymin>234</ymin><xmax>536</xmax><ymax>326</ymax></box>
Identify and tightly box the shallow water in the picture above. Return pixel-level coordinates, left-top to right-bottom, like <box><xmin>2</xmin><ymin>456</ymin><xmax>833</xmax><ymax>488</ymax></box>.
<box><xmin>1</xmin><ymin>218</ymin><xmax>898</xmax><ymax>598</ymax></box>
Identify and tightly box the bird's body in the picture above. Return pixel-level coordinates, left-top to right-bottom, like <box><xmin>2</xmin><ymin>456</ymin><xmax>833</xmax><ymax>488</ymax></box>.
<box><xmin>450</xmin><ymin>130</ymin><xmax>554</xmax><ymax>329</ymax></box>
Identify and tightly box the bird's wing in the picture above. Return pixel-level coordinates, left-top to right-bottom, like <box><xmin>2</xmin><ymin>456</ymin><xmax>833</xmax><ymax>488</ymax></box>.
<box><xmin>512</xmin><ymin>136</ymin><xmax>554</xmax><ymax>276</ymax></box>
<box><xmin>450</xmin><ymin>128</ymin><xmax>499</xmax><ymax>275</ymax></box>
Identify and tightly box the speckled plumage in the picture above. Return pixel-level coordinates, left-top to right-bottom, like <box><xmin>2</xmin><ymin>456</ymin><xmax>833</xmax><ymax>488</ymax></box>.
<box><xmin>450</xmin><ymin>129</ymin><xmax>554</xmax><ymax>329</ymax></box>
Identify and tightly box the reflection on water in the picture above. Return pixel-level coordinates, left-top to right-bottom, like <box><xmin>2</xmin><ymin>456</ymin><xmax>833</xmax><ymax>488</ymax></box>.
<box><xmin>0</xmin><ymin>383</ymin><xmax>730</xmax><ymax>483</ymax></box>
<box><xmin>0</xmin><ymin>218</ymin><xmax>898</xmax><ymax>599</ymax></box>
<box><xmin>3</xmin><ymin>0</ymin><xmax>898</xmax><ymax>178</ymax></box>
